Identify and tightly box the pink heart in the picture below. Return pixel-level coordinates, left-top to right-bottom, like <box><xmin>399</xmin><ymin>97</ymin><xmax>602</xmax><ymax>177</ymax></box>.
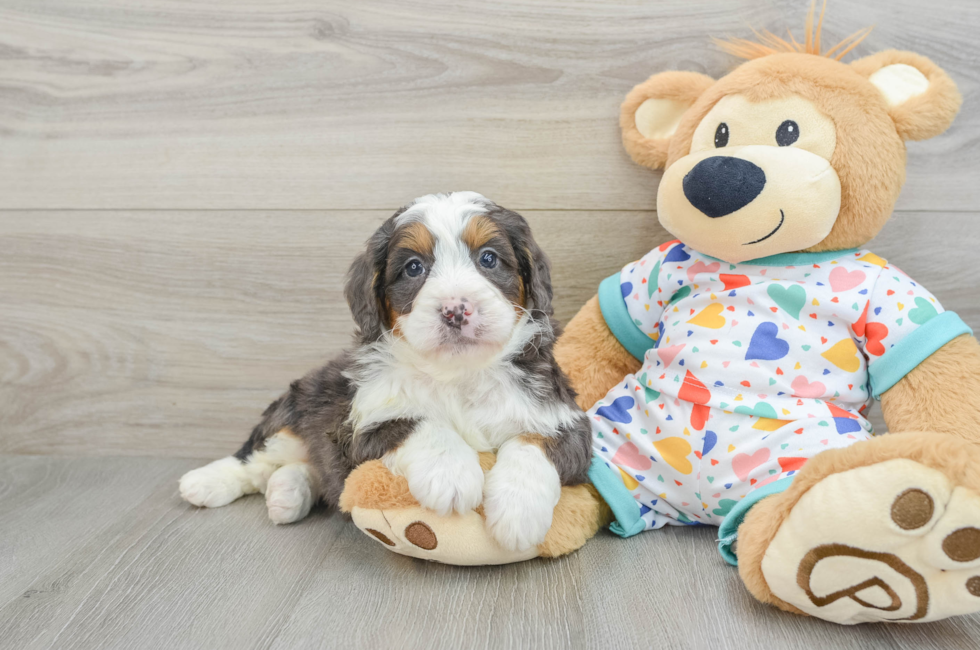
<box><xmin>612</xmin><ymin>441</ymin><xmax>652</xmax><ymax>470</ymax></box>
<box><xmin>687</xmin><ymin>260</ymin><xmax>721</xmax><ymax>282</ymax></box>
<box><xmin>829</xmin><ymin>267</ymin><xmax>866</xmax><ymax>292</ymax></box>
<box><xmin>791</xmin><ymin>375</ymin><xmax>827</xmax><ymax>398</ymax></box>
<box><xmin>657</xmin><ymin>343</ymin><xmax>685</xmax><ymax>367</ymax></box>
<box><xmin>732</xmin><ymin>448</ymin><xmax>770</xmax><ymax>482</ymax></box>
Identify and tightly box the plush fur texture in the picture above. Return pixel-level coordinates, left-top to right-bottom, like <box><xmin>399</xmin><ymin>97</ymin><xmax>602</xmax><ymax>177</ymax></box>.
<box><xmin>881</xmin><ymin>334</ymin><xmax>980</xmax><ymax>441</ymax></box>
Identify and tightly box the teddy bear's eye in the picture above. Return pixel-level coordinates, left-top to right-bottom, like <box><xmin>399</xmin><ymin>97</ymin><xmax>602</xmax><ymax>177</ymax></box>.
<box><xmin>714</xmin><ymin>123</ymin><xmax>729</xmax><ymax>148</ymax></box>
<box><xmin>776</xmin><ymin>120</ymin><xmax>800</xmax><ymax>146</ymax></box>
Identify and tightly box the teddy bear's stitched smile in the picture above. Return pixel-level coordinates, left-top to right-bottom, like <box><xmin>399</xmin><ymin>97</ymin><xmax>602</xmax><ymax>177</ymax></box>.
<box><xmin>744</xmin><ymin>209</ymin><xmax>786</xmax><ymax>245</ymax></box>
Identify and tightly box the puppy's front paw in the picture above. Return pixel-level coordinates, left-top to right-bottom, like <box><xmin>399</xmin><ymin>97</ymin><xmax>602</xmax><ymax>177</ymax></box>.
<box><xmin>403</xmin><ymin>448</ymin><xmax>485</xmax><ymax>516</ymax></box>
<box><xmin>483</xmin><ymin>446</ymin><xmax>561</xmax><ymax>552</ymax></box>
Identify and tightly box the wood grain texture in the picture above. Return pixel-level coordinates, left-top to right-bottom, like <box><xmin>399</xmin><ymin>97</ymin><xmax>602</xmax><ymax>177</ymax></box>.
<box><xmin>0</xmin><ymin>0</ymin><xmax>977</xmax><ymax>210</ymax></box>
<box><xmin>1</xmin><ymin>210</ymin><xmax>977</xmax><ymax>457</ymax></box>
<box><xmin>0</xmin><ymin>455</ymin><xmax>978</xmax><ymax>650</ymax></box>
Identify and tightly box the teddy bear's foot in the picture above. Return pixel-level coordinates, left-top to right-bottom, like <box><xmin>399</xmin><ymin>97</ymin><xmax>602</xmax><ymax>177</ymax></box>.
<box><xmin>339</xmin><ymin>455</ymin><xmax>611</xmax><ymax>565</ymax></box>
<box><xmin>350</xmin><ymin>505</ymin><xmax>539</xmax><ymax>565</ymax></box>
<box><xmin>738</xmin><ymin>432</ymin><xmax>980</xmax><ymax>624</ymax></box>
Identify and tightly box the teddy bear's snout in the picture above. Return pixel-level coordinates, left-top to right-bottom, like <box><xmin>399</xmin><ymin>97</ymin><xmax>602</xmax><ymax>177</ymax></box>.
<box><xmin>682</xmin><ymin>155</ymin><xmax>767</xmax><ymax>218</ymax></box>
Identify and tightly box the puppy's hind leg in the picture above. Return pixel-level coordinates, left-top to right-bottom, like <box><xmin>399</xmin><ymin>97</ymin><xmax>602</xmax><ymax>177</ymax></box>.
<box><xmin>179</xmin><ymin>455</ymin><xmax>272</xmax><ymax>508</ymax></box>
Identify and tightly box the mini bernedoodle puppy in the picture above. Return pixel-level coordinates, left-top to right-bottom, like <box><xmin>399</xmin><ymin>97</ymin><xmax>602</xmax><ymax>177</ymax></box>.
<box><xmin>180</xmin><ymin>192</ymin><xmax>592</xmax><ymax>551</ymax></box>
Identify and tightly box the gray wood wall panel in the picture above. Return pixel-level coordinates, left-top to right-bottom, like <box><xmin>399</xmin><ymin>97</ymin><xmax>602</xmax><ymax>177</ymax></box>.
<box><xmin>0</xmin><ymin>0</ymin><xmax>977</xmax><ymax>211</ymax></box>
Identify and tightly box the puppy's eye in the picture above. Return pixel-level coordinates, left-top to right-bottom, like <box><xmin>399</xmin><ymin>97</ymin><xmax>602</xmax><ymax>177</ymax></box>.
<box><xmin>479</xmin><ymin>250</ymin><xmax>498</xmax><ymax>269</ymax></box>
<box><xmin>714</xmin><ymin>123</ymin><xmax>729</xmax><ymax>148</ymax></box>
<box><xmin>776</xmin><ymin>120</ymin><xmax>800</xmax><ymax>146</ymax></box>
<box><xmin>405</xmin><ymin>259</ymin><xmax>425</xmax><ymax>278</ymax></box>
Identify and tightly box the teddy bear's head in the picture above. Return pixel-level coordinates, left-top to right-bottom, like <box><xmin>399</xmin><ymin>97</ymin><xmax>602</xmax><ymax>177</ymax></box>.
<box><xmin>621</xmin><ymin>13</ymin><xmax>961</xmax><ymax>264</ymax></box>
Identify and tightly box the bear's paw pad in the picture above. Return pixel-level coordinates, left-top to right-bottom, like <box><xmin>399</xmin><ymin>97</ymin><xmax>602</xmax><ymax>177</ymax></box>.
<box><xmin>762</xmin><ymin>459</ymin><xmax>980</xmax><ymax>624</ymax></box>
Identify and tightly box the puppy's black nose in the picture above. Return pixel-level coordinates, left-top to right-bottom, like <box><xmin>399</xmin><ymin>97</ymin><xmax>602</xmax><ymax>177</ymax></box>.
<box><xmin>682</xmin><ymin>156</ymin><xmax>766</xmax><ymax>218</ymax></box>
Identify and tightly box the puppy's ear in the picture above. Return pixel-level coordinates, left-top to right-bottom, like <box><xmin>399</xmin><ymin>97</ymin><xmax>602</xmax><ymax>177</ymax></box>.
<box><xmin>621</xmin><ymin>71</ymin><xmax>715</xmax><ymax>170</ymax></box>
<box><xmin>520</xmin><ymin>235</ymin><xmax>554</xmax><ymax>318</ymax></box>
<box><xmin>851</xmin><ymin>50</ymin><xmax>962</xmax><ymax>141</ymax></box>
<box><xmin>345</xmin><ymin>215</ymin><xmax>396</xmax><ymax>341</ymax></box>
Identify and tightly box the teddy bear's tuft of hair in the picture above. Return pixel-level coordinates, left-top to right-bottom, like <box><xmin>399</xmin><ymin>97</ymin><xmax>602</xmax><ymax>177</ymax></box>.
<box><xmin>715</xmin><ymin>0</ymin><xmax>872</xmax><ymax>62</ymax></box>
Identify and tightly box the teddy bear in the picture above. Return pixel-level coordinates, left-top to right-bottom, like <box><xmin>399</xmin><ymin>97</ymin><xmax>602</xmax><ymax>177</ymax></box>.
<box><xmin>338</xmin><ymin>6</ymin><xmax>980</xmax><ymax>625</ymax></box>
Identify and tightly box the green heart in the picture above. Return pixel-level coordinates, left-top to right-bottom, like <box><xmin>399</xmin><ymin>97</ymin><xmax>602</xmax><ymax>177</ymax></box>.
<box><xmin>647</xmin><ymin>261</ymin><xmax>661</xmax><ymax>298</ymax></box>
<box><xmin>767</xmin><ymin>284</ymin><xmax>806</xmax><ymax>320</ymax></box>
<box><xmin>713</xmin><ymin>499</ymin><xmax>738</xmax><ymax>517</ymax></box>
<box><xmin>734</xmin><ymin>403</ymin><xmax>778</xmax><ymax>419</ymax></box>
<box><xmin>908</xmin><ymin>297</ymin><xmax>939</xmax><ymax>325</ymax></box>
<box><xmin>707</xmin><ymin>476</ymin><xmax>715</xmax><ymax>483</ymax></box>
<box><xmin>781</xmin><ymin>443</ymin><xmax>789</xmax><ymax>449</ymax></box>
<box><xmin>637</xmin><ymin>373</ymin><xmax>661</xmax><ymax>404</ymax></box>
<box><xmin>802</xmin><ymin>345</ymin><xmax>811</xmax><ymax>351</ymax></box>
<box><xmin>669</xmin><ymin>284</ymin><xmax>692</xmax><ymax>304</ymax></box>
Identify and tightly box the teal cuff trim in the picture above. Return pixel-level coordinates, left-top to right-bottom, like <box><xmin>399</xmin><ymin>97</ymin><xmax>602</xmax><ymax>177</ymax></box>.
<box><xmin>869</xmin><ymin>311</ymin><xmax>973</xmax><ymax>399</ymax></box>
<box><xmin>717</xmin><ymin>477</ymin><xmax>795</xmax><ymax>567</ymax></box>
<box><xmin>700</xmin><ymin>248</ymin><xmax>859</xmax><ymax>267</ymax></box>
<box><xmin>598</xmin><ymin>273</ymin><xmax>656</xmax><ymax>363</ymax></box>
<box><xmin>588</xmin><ymin>455</ymin><xmax>646</xmax><ymax>538</ymax></box>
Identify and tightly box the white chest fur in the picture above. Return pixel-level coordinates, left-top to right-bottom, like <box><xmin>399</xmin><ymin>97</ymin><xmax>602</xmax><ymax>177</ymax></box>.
<box><xmin>347</xmin><ymin>333</ymin><xmax>578</xmax><ymax>452</ymax></box>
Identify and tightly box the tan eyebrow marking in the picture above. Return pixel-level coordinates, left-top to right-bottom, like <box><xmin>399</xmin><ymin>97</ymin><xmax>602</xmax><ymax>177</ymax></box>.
<box><xmin>461</xmin><ymin>214</ymin><xmax>502</xmax><ymax>252</ymax></box>
<box><xmin>392</xmin><ymin>221</ymin><xmax>434</xmax><ymax>257</ymax></box>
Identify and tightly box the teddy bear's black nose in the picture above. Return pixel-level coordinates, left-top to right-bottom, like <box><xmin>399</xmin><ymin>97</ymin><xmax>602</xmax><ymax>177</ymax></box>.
<box><xmin>682</xmin><ymin>156</ymin><xmax>766</xmax><ymax>218</ymax></box>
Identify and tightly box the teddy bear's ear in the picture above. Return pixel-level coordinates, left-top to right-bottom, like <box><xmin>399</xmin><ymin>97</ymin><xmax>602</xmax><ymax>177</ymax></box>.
<box><xmin>621</xmin><ymin>71</ymin><xmax>715</xmax><ymax>169</ymax></box>
<box><xmin>851</xmin><ymin>50</ymin><xmax>962</xmax><ymax>141</ymax></box>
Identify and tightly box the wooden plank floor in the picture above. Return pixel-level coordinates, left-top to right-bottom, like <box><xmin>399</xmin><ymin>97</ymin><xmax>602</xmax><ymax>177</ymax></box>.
<box><xmin>2</xmin><ymin>0</ymin><xmax>980</xmax><ymax>648</ymax></box>
<box><xmin>0</xmin><ymin>454</ymin><xmax>978</xmax><ymax>650</ymax></box>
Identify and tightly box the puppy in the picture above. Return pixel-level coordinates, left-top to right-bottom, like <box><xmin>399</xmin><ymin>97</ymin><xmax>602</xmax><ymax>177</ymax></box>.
<box><xmin>179</xmin><ymin>192</ymin><xmax>591</xmax><ymax>551</ymax></box>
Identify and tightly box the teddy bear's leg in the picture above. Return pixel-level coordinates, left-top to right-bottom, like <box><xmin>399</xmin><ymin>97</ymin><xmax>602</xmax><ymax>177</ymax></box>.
<box><xmin>339</xmin><ymin>454</ymin><xmax>610</xmax><ymax>565</ymax></box>
<box><xmin>732</xmin><ymin>431</ymin><xmax>980</xmax><ymax>624</ymax></box>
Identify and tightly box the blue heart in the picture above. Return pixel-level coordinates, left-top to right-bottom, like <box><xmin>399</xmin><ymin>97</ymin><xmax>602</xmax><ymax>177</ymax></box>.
<box><xmin>745</xmin><ymin>322</ymin><xmax>789</xmax><ymax>361</ymax></box>
<box><xmin>620</xmin><ymin>281</ymin><xmax>633</xmax><ymax>298</ymax></box>
<box><xmin>702</xmin><ymin>430</ymin><xmax>717</xmax><ymax>455</ymax></box>
<box><xmin>595</xmin><ymin>396</ymin><xmax>635</xmax><ymax>424</ymax></box>
<box><xmin>724</xmin><ymin>483</ymin><xmax>733</xmax><ymax>490</ymax></box>
<box><xmin>664</xmin><ymin>246</ymin><xmax>691</xmax><ymax>262</ymax></box>
<box><xmin>834</xmin><ymin>417</ymin><xmax>863</xmax><ymax>434</ymax></box>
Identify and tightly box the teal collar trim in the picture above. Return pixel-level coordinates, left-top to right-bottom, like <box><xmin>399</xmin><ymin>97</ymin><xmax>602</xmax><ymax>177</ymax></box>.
<box><xmin>588</xmin><ymin>456</ymin><xmax>647</xmax><ymax>538</ymax></box>
<box><xmin>700</xmin><ymin>248</ymin><xmax>859</xmax><ymax>267</ymax></box>
<box><xmin>717</xmin><ymin>476</ymin><xmax>795</xmax><ymax>566</ymax></box>
<box><xmin>598</xmin><ymin>273</ymin><xmax>656</xmax><ymax>362</ymax></box>
<box><xmin>869</xmin><ymin>311</ymin><xmax>973</xmax><ymax>399</ymax></box>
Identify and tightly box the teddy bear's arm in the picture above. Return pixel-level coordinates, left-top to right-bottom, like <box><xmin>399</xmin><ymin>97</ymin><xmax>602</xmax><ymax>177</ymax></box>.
<box><xmin>879</xmin><ymin>333</ymin><xmax>980</xmax><ymax>441</ymax></box>
<box><xmin>554</xmin><ymin>294</ymin><xmax>641</xmax><ymax>411</ymax></box>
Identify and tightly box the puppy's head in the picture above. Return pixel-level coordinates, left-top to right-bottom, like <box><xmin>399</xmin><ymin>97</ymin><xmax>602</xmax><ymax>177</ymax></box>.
<box><xmin>345</xmin><ymin>192</ymin><xmax>552</xmax><ymax>360</ymax></box>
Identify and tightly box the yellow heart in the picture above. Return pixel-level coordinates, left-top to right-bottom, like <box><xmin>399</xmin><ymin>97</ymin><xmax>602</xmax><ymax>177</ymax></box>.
<box><xmin>687</xmin><ymin>303</ymin><xmax>726</xmax><ymax>329</ymax></box>
<box><xmin>858</xmin><ymin>253</ymin><xmax>887</xmax><ymax>268</ymax></box>
<box><xmin>618</xmin><ymin>467</ymin><xmax>639</xmax><ymax>490</ymax></box>
<box><xmin>752</xmin><ymin>418</ymin><xmax>793</xmax><ymax>431</ymax></box>
<box><xmin>821</xmin><ymin>338</ymin><xmax>861</xmax><ymax>372</ymax></box>
<box><xmin>653</xmin><ymin>437</ymin><xmax>693</xmax><ymax>475</ymax></box>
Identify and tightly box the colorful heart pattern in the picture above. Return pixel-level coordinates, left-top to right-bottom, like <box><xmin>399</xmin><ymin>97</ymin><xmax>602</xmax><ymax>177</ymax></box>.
<box><xmin>590</xmin><ymin>242</ymin><xmax>950</xmax><ymax>531</ymax></box>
